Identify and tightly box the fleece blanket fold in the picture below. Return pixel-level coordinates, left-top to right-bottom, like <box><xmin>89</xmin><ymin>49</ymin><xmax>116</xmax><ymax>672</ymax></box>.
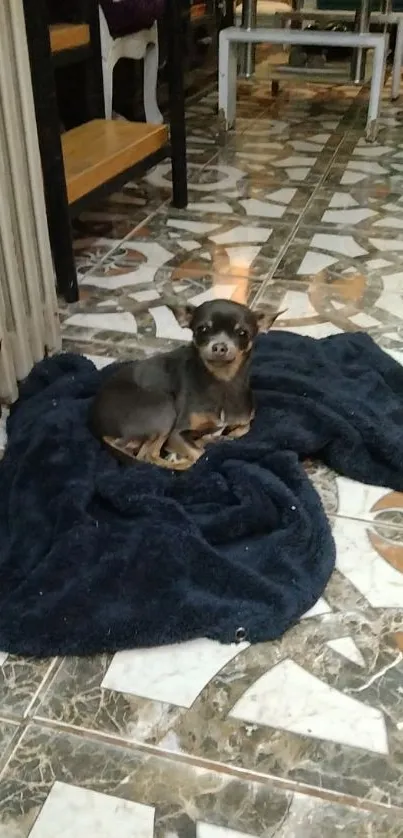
<box><xmin>0</xmin><ymin>331</ymin><xmax>402</xmax><ymax>657</ymax></box>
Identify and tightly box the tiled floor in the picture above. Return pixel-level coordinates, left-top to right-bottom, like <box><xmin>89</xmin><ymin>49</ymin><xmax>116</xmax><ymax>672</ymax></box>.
<box><xmin>2</xmin><ymin>71</ymin><xmax>403</xmax><ymax>837</ymax></box>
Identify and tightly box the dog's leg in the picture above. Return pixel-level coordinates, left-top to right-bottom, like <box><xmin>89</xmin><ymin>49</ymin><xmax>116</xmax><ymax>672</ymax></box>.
<box><xmin>225</xmin><ymin>408</ymin><xmax>255</xmax><ymax>441</ymax></box>
<box><xmin>135</xmin><ymin>434</ymin><xmax>191</xmax><ymax>471</ymax></box>
<box><xmin>225</xmin><ymin>420</ymin><xmax>252</xmax><ymax>440</ymax></box>
<box><xmin>192</xmin><ymin>427</ymin><xmax>225</xmax><ymax>450</ymax></box>
<box><xmin>136</xmin><ymin>434</ymin><xmax>168</xmax><ymax>462</ymax></box>
<box><xmin>103</xmin><ymin>436</ymin><xmax>142</xmax><ymax>460</ymax></box>
<box><xmin>165</xmin><ymin>431</ymin><xmax>204</xmax><ymax>465</ymax></box>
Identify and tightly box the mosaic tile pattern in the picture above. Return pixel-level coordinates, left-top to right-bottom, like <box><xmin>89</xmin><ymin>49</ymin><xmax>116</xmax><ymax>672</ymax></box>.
<box><xmin>2</xmin><ymin>71</ymin><xmax>403</xmax><ymax>835</ymax></box>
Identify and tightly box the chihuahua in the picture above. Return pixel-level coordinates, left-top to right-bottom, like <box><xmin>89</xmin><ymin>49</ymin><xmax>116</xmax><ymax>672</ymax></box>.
<box><xmin>89</xmin><ymin>299</ymin><xmax>282</xmax><ymax>469</ymax></box>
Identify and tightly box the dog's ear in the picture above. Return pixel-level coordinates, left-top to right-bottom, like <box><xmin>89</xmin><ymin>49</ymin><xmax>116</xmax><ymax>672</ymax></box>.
<box><xmin>168</xmin><ymin>303</ymin><xmax>196</xmax><ymax>328</ymax></box>
<box><xmin>254</xmin><ymin>308</ymin><xmax>286</xmax><ymax>333</ymax></box>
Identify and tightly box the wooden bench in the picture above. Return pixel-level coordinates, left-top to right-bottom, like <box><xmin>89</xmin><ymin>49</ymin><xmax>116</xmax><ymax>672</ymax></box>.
<box><xmin>63</xmin><ymin>119</ymin><xmax>168</xmax><ymax>206</ymax></box>
<box><xmin>23</xmin><ymin>0</ymin><xmax>187</xmax><ymax>303</ymax></box>
<box><xmin>49</xmin><ymin>23</ymin><xmax>90</xmax><ymax>54</ymax></box>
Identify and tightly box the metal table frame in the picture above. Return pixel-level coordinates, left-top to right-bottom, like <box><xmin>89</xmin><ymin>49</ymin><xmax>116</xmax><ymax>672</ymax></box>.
<box><xmin>238</xmin><ymin>0</ymin><xmax>381</xmax><ymax>83</ymax></box>
<box><xmin>219</xmin><ymin>25</ymin><xmax>388</xmax><ymax>139</ymax></box>
<box><xmin>274</xmin><ymin>5</ymin><xmax>403</xmax><ymax>98</ymax></box>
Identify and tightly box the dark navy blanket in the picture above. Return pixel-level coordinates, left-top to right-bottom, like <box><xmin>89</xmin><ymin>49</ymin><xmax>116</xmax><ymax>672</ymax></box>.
<box><xmin>1</xmin><ymin>331</ymin><xmax>403</xmax><ymax>657</ymax></box>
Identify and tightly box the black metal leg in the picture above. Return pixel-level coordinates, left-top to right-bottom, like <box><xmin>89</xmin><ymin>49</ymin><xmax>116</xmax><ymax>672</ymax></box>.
<box><xmin>22</xmin><ymin>0</ymin><xmax>79</xmax><ymax>302</ymax></box>
<box><xmin>220</xmin><ymin>0</ymin><xmax>235</xmax><ymax>29</ymax></box>
<box><xmin>165</xmin><ymin>0</ymin><xmax>188</xmax><ymax>209</ymax></box>
<box><xmin>84</xmin><ymin>0</ymin><xmax>105</xmax><ymax>119</ymax></box>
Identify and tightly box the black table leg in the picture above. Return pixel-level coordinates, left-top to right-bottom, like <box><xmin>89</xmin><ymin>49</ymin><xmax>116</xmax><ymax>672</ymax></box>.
<box><xmin>165</xmin><ymin>0</ymin><xmax>188</xmax><ymax>209</ymax></box>
<box><xmin>84</xmin><ymin>0</ymin><xmax>106</xmax><ymax>119</ymax></box>
<box><xmin>222</xmin><ymin>0</ymin><xmax>235</xmax><ymax>28</ymax></box>
<box><xmin>22</xmin><ymin>0</ymin><xmax>79</xmax><ymax>302</ymax></box>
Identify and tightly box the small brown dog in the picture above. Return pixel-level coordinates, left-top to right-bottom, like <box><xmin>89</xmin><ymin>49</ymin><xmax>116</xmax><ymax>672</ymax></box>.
<box><xmin>90</xmin><ymin>299</ymin><xmax>282</xmax><ymax>469</ymax></box>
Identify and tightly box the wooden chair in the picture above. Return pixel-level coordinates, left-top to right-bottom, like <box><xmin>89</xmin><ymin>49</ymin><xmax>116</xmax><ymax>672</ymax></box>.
<box><xmin>99</xmin><ymin>7</ymin><xmax>163</xmax><ymax>123</ymax></box>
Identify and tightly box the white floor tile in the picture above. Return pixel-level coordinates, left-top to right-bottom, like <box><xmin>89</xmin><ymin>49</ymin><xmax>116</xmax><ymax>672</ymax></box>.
<box><xmin>327</xmin><ymin>637</ymin><xmax>365</xmax><ymax>667</ymax></box>
<box><xmin>102</xmin><ymin>638</ymin><xmax>249</xmax><ymax>708</ymax></box>
<box><xmin>209</xmin><ymin>226</ymin><xmax>272</xmax><ymax>245</ymax></box>
<box><xmin>230</xmin><ymin>659</ymin><xmax>388</xmax><ymax>754</ymax></box>
<box><xmin>334</xmin><ymin>517</ymin><xmax>403</xmax><ymax>609</ymax></box>
<box><xmin>29</xmin><ymin>782</ymin><xmax>155</xmax><ymax>838</ymax></box>
<box><xmin>198</xmin><ymin>825</ymin><xmax>254</xmax><ymax>838</ymax></box>
<box><xmin>310</xmin><ymin>233</ymin><xmax>367</xmax><ymax>258</ymax></box>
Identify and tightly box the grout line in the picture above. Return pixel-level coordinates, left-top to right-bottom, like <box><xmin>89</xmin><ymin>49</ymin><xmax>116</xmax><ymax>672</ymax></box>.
<box><xmin>27</xmin><ymin>715</ymin><xmax>403</xmax><ymax>816</ymax></box>
<box><xmin>23</xmin><ymin>657</ymin><xmax>63</xmax><ymax>720</ymax></box>
<box><xmin>252</xmin><ymin>123</ymin><xmax>356</xmax><ymax>309</ymax></box>
<box><xmin>330</xmin><ymin>510</ymin><xmax>403</xmax><ymax>532</ymax></box>
<box><xmin>0</xmin><ymin>722</ymin><xmax>32</xmax><ymax>781</ymax></box>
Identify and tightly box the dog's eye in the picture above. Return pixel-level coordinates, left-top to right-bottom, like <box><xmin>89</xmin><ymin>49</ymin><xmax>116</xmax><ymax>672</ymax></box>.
<box><xmin>238</xmin><ymin>329</ymin><xmax>248</xmax><ymax>339</ymax></box>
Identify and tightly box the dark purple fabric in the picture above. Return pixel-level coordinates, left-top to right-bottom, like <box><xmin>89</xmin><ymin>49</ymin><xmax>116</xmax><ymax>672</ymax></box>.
<box><xmin>100</xmin><ymin>0</ymin><xmax>165</xmax><ymax>38</ymax></box>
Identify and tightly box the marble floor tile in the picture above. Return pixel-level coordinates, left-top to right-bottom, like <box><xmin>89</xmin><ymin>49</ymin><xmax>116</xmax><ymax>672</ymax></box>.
<box><xmin>254</xmin><ymin>272</ymin><xmax>403</xmax><ymax>342</ymax></box>
<box><xmin>60</xmin><ymin>268</ymin><xmax>263</xmax><ymax>349</ymax></box>
<box><xmin>270</xmin><ymin>229</ymin><xmax>403</xmax><ymax>323</ymax></box>
<box><xmin>179</xmin><ymin>184</ymin><xmax>312</xmax><ymax>223</ymax></box>
<box><xmin>305</xmin><ymin>464</ymin><xmax>403</xmax><ymax>531</ymax></box>
<box><xmin>245</xmin><ymin>79</ymin><xmax>359</xmax><ymax>112</ymax></box>
<box><xmin>145</xmin><ymin>160</ymin><xmax>256</xmax><ymax>195</ymax></box>
<box><xmin>333</xmin><ymin>516</ymin><xmax>403</xmax><ymax>609</ymax></box>
<box><xmin>2</xmin><ymin>723</ymin><xmax>403</xmax><ymax>838</ymax></box>
<box><xmin>325</xmin><ymin>134</ymin><xmax>403</xmax><ymax>190</ymax></box>
<box><xmin>34</xmin><ymin>595</ymin><xmax>403</xmax><ymax>805</ymax></box>
<box><xmin>78</xmin><ymin>211</ymin><xmax>285</xmax><ymax>289</ymax></box>
<box><xmin>73</xmin><ymin>237</ymin><xmax>119</xmax><ymax>278</ymax></box>
<box><xmin>301</xmin><ymin>184</ymin><xmax>403</xmax><ymax>233</ymax></box>
<box><xmin>72</xmin><ymin>182</ymin><xmax>167</xmax><ymax>243</ymax></box>
<box><xmin>34</xmin><ymin>514</ymin><xmax>403</xmax><ymax>804</ymax></box>
<box><xmin>60</xmin><ymin>208</ymin><xmax>289</xmax><ymax>351</ymax></box>
<box><xmin>0</xmin><ymin>719</ymin><xmax>20</xmax><ymax>772</ymax></box>
<box><xmin>28</xmin><ymin>782</ymin><xmax>155</xmax><ymax>838</ymax></box>
<box><xmin>238</xmin><ymin>111</ymin><xmax>347</xmax><ymax>139</ymax></box>
<box><xmin>211</xmin><ymin>145</ymin><xmax>333</xmax><ymax>186</ymax></box>
<box><xmin>101</xmin><ymin>638</ymin><xmax>249</xmax><ymax>708</ymax></box>
<box><xmin>221</xmin><ymin>121</ymin><xmax>342</xmax><ymax>152</ymax></box>
<box><xmin>0</xmin><ymin>654</ymin><xmax>58</xmax><ymax>722</ymax></box>
<box><xmin>229</xmin><ymin>657</ymin><xmax>389</xmax><ymax>754</ymax></box>
<box><xmin>350</xmin><ymin>101</ymin><xmax>403</xmax><ymax>133</ymax></box>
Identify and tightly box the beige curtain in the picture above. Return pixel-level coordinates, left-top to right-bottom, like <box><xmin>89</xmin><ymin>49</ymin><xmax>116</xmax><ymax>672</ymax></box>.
<box><xmin>0</xmin><ymin>0</ymin><xmax>61</xmax><ymax>403</ymax></box>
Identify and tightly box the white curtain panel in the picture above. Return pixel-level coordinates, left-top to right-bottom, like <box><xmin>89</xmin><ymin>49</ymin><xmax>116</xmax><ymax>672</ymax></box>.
<box><xmin>0</xmin><ymin>0</ymin><xmax>61</xmax><ymax>403</ymax></box>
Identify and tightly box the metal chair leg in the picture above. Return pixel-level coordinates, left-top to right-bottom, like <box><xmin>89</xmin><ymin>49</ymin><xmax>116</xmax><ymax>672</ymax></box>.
<box><xmin>392</xmin><ymin>18</ymin><xmax>403</xmax><ymax>100</ymax></box>
<box><xmin>84</xmin><ymin>0</ymin><xmax>105</xmax><ymax>119</ymax></box>
<box><xmin>165</xmin><ymin>0</ymin><xmax>188</xmax><ymax>209</ymax></box>
<box><xmin>219</xmin><ymin>29</ymin><xmax>238</xmax><ymax>131</ymax></box>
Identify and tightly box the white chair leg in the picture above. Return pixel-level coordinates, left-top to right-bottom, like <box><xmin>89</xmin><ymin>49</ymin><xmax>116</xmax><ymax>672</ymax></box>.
<box><xmin>102</xmin><ymin>58</ymin><xmax>114</xmax><ymax>119</ymax></box>
<box><xmin>219</xmin><ymin>31</ymin><xmax>238</xmax><ymax>131</ymax></box>
<box><xmin>143</xmin><ymin>41</ymin><xmax>163</xmax><ymax>124</ymax></box>
<box><xmin>367</xmin><ymin>37</ymin><xmax>387</xmax><ymax>141</ymax></box>
<box><xmin>392</xmin><ymin>19</ymin><xmax>403</xmax><ymax>100</ymax></box>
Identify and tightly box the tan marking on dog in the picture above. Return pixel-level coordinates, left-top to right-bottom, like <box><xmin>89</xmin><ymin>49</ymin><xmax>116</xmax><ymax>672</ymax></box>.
<box><xmin>136</xmin><ymin>434</ymin><xmax>168</xmax><ymax>462</ymax></box>
<box><xmin>225</xmin><ymin>422</ymin><xmax>251</xmax><ymax>440</ymax></box>
<box><xmin>188</xmin><ymin>412</ymin><xmax>222</xmax><ymax>433</ymax></box>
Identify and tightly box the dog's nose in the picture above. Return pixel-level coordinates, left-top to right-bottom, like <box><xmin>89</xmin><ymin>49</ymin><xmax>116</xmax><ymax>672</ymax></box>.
<box><xmin>212</xmin><ymin>342</ymin><xmax>228</xmax><ymax>356</ymax></box>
